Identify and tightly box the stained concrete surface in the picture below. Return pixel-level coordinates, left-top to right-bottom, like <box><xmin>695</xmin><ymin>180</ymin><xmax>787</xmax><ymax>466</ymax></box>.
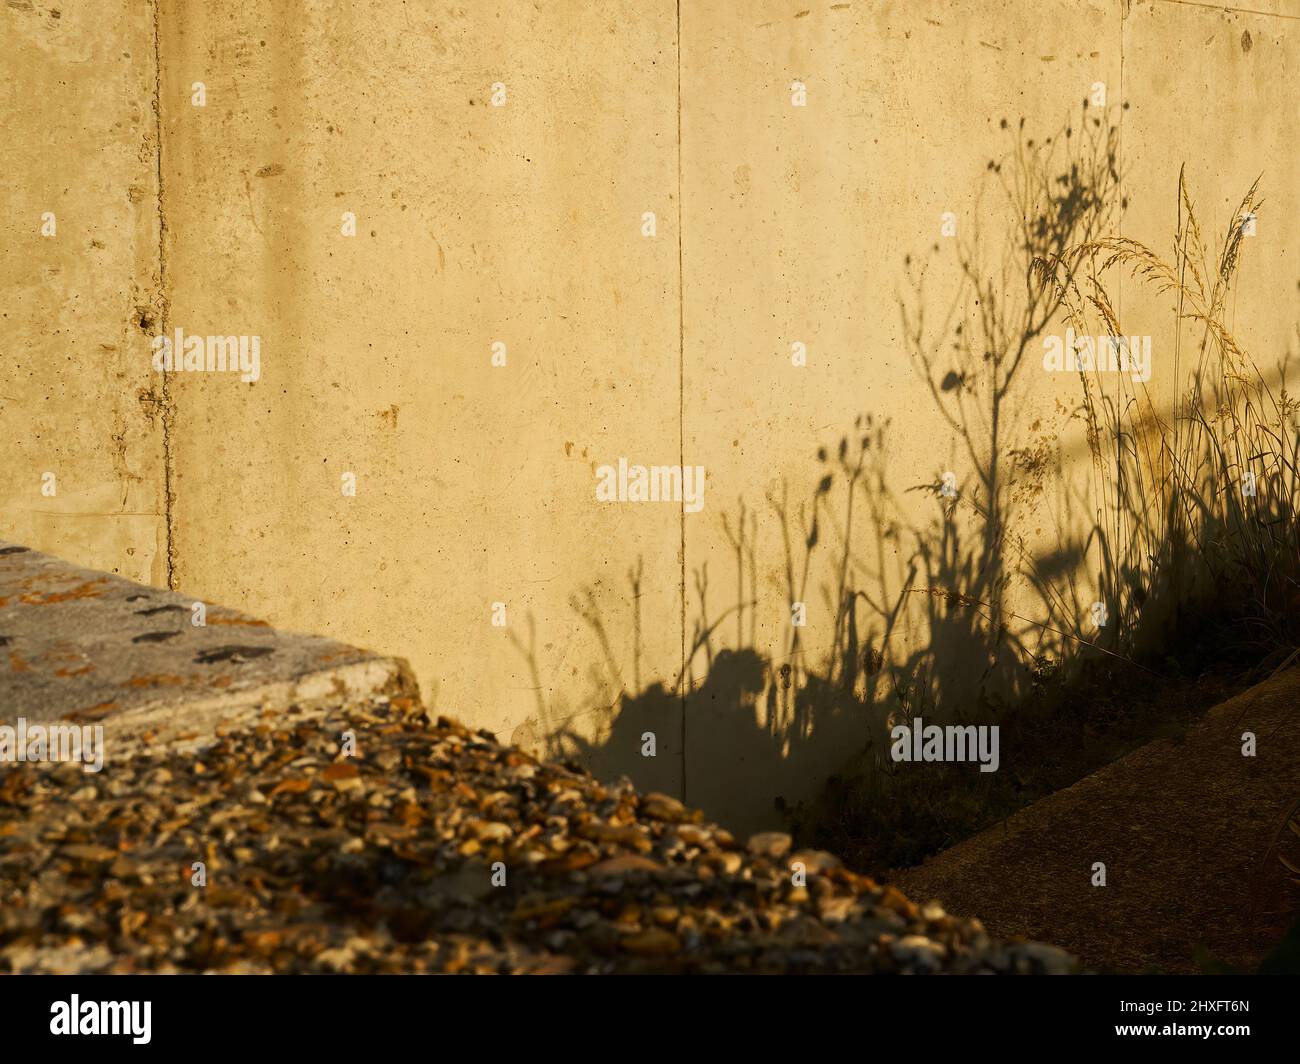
<box><xmin>1</xmin><ymin>1</ymin><xmax>166</xmax><ymax>583</ymax></box>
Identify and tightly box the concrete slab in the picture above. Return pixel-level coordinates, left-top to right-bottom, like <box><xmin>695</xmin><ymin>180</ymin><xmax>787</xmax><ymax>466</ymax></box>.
<box><xmin>0</xmin><ymin>543</ymin><xmax>418</xmax><ymax>750</ymax></box>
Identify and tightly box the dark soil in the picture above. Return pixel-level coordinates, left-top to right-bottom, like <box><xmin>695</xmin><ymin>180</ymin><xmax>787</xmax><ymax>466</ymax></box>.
<box><xmin>804</xmin><ymin>606</ymin><xmax>1282</xmax><ymax>879</ymax></box>
<box><xmin>893</xmin><ymin>667</ymin><xmax>1300</xmax><ymax>973</ymax></box>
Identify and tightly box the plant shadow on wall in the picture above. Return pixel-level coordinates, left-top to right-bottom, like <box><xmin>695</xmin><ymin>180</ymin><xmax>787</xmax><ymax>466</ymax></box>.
<box><xmin>509</xmin><ymin>104</ymin><xmax>1299</xmax><ymax>883</ymax></box>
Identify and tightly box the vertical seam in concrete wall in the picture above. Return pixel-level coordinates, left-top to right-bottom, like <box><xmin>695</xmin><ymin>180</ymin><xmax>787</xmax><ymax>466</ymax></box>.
<box><xmin>151</xmin><ymin>0</ymin><xmax>176</xmax><ymax>590</ymax></box>
<box><xmin>676</xmin><ymin>0</ymin><xmax>687</xmax><ymax>804</ymax></box>
<box><xmin>1117</xmin><ymin>0</ymin><xmax>1127</xmax><ymax>573</ymax></box>
<box><xmin>1119</xmin><ymin>0</ymin><xmax>1125</xmax><ymax>340</ymax></box>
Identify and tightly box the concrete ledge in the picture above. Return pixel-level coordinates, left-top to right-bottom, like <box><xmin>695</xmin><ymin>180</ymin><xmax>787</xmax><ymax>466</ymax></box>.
<box><xmin>0</xmin><ymin>543</ymin><xmax>418</xmax><ymax>752</ymax></box>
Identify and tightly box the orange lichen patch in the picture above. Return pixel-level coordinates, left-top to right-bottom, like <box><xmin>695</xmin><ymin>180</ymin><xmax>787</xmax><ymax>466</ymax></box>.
<box><xmin>9</xmin><ymin>652</ymin><xmax>30</xmax><ymax>672</ymax></box>
<box><xmin>122</xmin><ymin>674</ymin><xmax>188</xmax><ymax>688</ymax></box>
<box><xmin>212</xmin><ymin>675</ymin><xmax>234</xmax><ymax>688</ymax></box>
<box><xmin>36</xmin><ymin>642</ymin><xmax>88</xmax><ymax>663</ymax></box>
<box><xmin>41</xmin><ymin>641</ymin><xmax>95</xmax><ymax>676</ymax></box>
<box><xmin>62</xmin><ymin>702</ymin><xmax>118</xmax><ymax>722</ymax></box>
<box><xmin>17</xmin><ymin>577</ymin><xmax>111</xmax><ymax>606</ymax></box>
<box><xmin>206</xmin><ymin>615</ymin><xmax>271</xmax><ymax>627</ymax></box>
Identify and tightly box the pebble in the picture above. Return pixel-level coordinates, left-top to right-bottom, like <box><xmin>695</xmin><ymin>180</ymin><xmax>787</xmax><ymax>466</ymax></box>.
<box><xmin>747</xmin><ymin>832</ymin><xmax>793</xmax><ymax>859</ymax></box>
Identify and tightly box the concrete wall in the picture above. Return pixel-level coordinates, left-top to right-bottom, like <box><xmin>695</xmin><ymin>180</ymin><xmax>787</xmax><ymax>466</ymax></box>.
<box><xmin>2</xmin><ymin>2</ymin><xmax>165</xmax><ymax>583</ymax></box>
<box><xmin>5</xmin><ymin>0</ymin><xmax>1297</xmax><ymax>836</ymax></box>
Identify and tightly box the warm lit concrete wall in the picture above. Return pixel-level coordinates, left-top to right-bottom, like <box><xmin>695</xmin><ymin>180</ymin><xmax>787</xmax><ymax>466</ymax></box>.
<box><xmin>156</xmin><ymin>0</ymin><xmax>685</xmax><ymax>784</ymax></box>
<box><xmin>2</xmin><ymin>2</ymin><xmax>166</xmax><ymax>585</ymax></box>
<box><xmin>4</xmin><ymin>0</ymin><xmax>1297</xmax><ymax>835</ymax></box>
<box><xmin>678</xmin><ymin>0</ymin><xmax>1127</xmax><ymax>827</ymax></box>
<box><xmin>676</xmin><ymin>0</ymin><xmax>1296</xmax><ymax>830</ymax></box>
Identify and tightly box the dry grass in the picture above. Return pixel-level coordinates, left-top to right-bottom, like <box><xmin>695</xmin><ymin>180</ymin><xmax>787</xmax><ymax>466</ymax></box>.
<box><xmin>1033</xmin><ymin>169</ymin><xmax>1300</xmax><ymax>659</ymax></box>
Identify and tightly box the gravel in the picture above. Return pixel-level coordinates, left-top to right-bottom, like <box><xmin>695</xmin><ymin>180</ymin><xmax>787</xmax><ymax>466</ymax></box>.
<box><xmin>0</xmin><ymin>696</ymin><xmax>1077</xmax><ymax>974</ymax></box>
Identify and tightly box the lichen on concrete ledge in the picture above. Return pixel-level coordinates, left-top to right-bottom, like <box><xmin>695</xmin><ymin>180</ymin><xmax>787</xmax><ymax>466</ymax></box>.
<box><xmin>0</xmin><ymin>542</ymin><xmax>417</xmax><ymax>751</ymax></box>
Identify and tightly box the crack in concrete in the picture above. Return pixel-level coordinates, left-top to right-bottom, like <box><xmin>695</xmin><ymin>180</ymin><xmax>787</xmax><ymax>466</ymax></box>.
<box><xmin>150</xmin><ymin>0</ymin><xmax>177</xmax><ymax>591</ymax></box>
<box><xmin>676</xmin><ymin>0</ymin><xmax>687</xmax><ymax>806</ymax></box>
